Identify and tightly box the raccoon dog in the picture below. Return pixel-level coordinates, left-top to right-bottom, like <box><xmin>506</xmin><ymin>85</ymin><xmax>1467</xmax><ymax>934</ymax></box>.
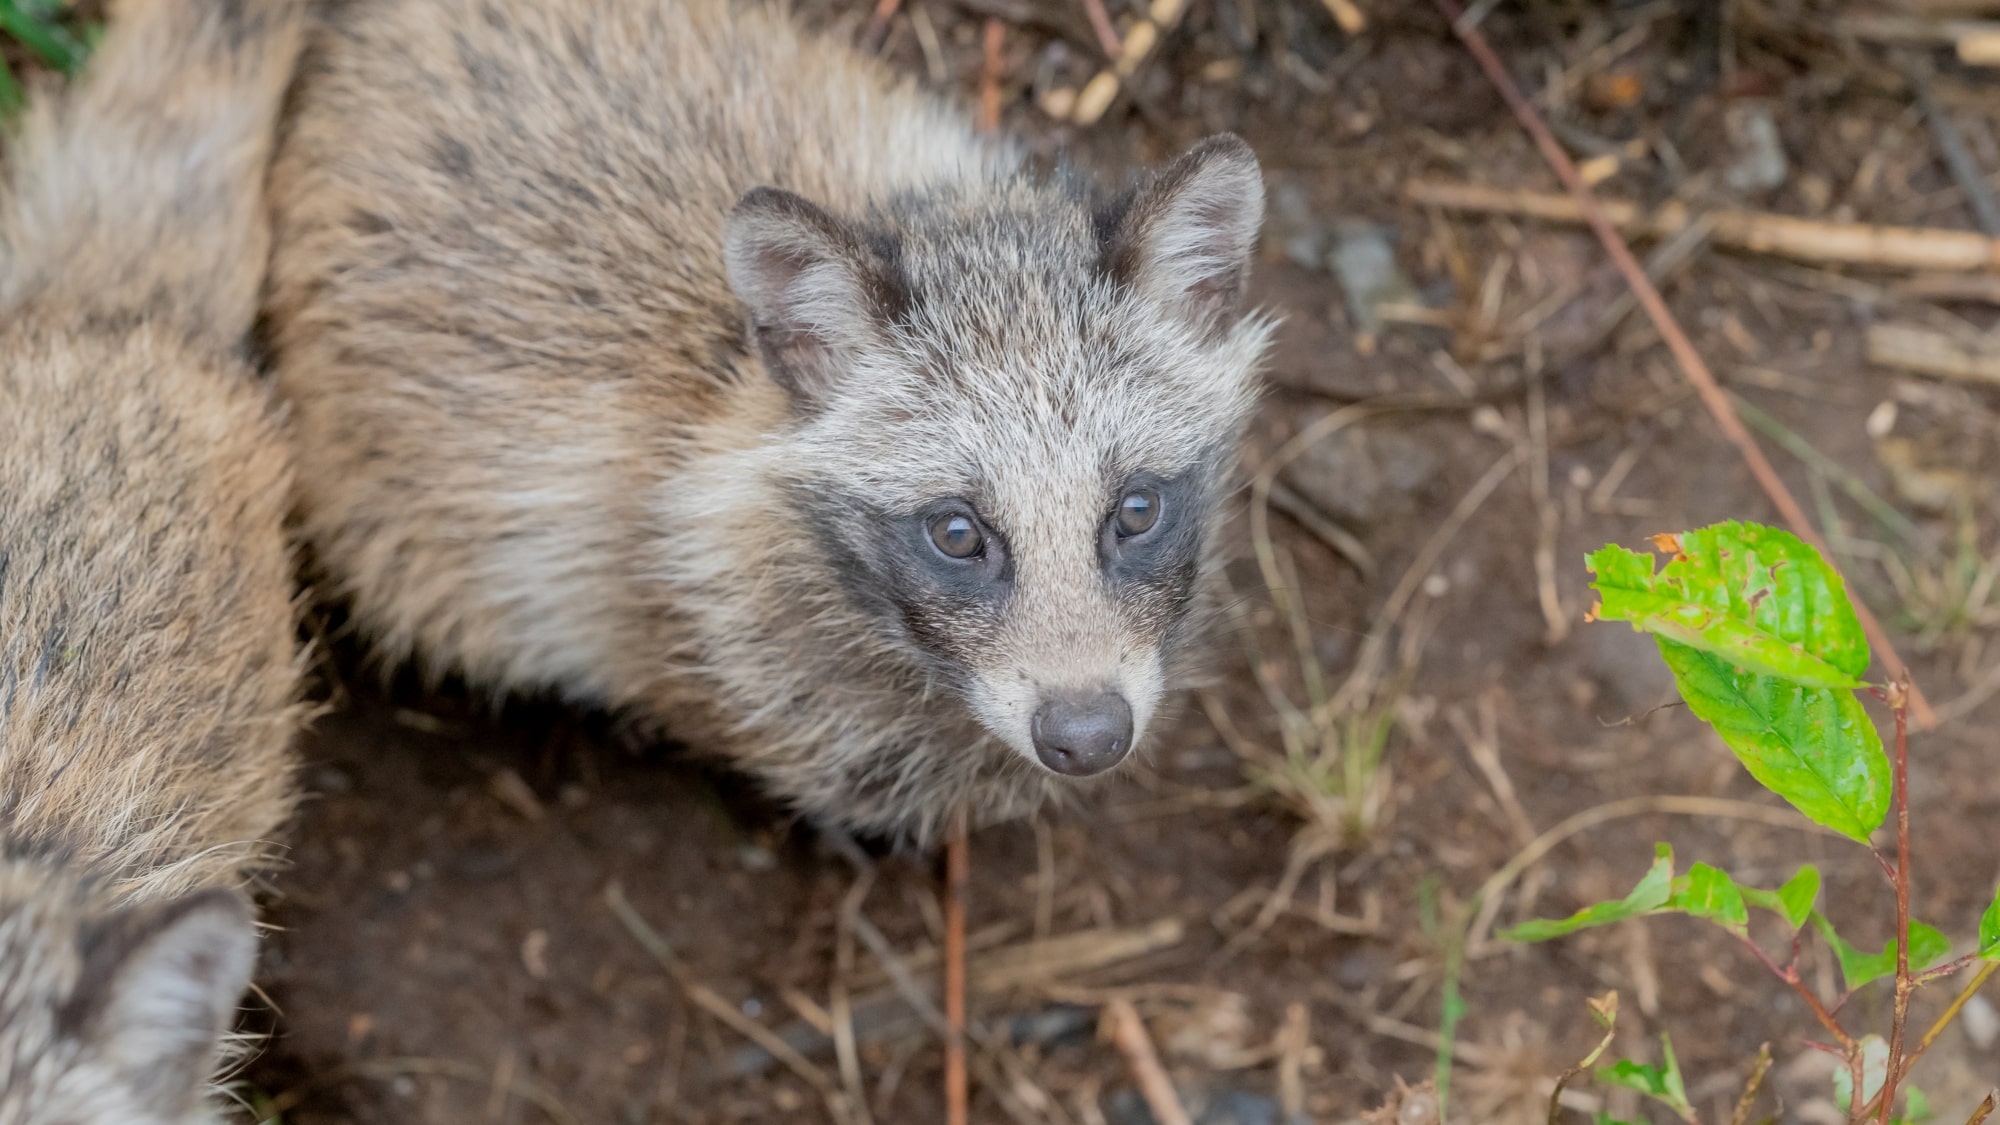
<box><xmin>0</xmin><ymin>0</ymin><xmax>308</xmax><ymax>1119</ymax></box>
<box><xmin>263</xmin><ymin>0</ymin><xmax>1274</xmax><ymax>846</ymax></box>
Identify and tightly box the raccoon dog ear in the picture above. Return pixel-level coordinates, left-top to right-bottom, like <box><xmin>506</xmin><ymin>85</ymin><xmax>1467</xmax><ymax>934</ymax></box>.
<box><xmin>725</xmin><ymin>187</ymin><xmax>905</xmax><ymax>413</ymax></box>
<box><xmin>72</xmin><ymin>887</ymin><xmax>258</xmax><ymax>1109</ymax></box>
<box><xmin>1099</xmin><ymin>133</ymin><xmax>1265</xmax><ymax>335</ymax></box>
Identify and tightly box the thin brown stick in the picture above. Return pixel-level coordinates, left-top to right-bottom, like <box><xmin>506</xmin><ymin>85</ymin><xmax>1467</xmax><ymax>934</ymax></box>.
<box><xmin>1967</xmin><ymin>1092</ymin><xmax>1998</xmax><ymax>1125</ymax></box>
<box><xmin>1103</xmin><ymin>1000</ymin><xmax>1192</xmax><ymax>1125</ymax></box>
<box><xmin>944</xmin><ymin>807</ymin><xmax>970</xmax><ymax>1125</ymax></box>
<box><xmin>1406</xmin><ymin>180</ymin><xmax>2000</xmax><ymax>274</ymax></box>
<box><xmin>1904</xmin><ymin>960</ymin><xmax>2000</xmax><ymax>1077</ymax></box>
<box><xmin>862</xmin><ymin>0</ymin><xmax>903</xmax><ymax>54</ymax></box>
<box><xmin>1080</xmin><ymin>0</ymin><xmax>1122</xmax><ymax>58</ymax></box>
<box><xmin>978</xmin><ymin>19</ymin><xmax>1005</xmax><ymax>133</ymax></box>
<box><xmin>1879</xmin><ymin>682</ymin><xmax>1915</xmax><ymax>1124</ymax></box>
<box><xmin>1427</xmin><ymin>1</ymin><xmax>1936</xmax><ymax>729</ymax></box>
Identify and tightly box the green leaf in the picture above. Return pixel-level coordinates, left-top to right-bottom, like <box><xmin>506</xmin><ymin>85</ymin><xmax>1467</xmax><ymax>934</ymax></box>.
<box><xmin>1503</xmin><ymin>844</ymin><xmax>1674</xmax><ymax>942</ymax></box>
<box><xmin>1667</xmin><ymin>864</ymin><xmax>1749</xmax><ymax>935</ymax></box>
<box><xmin>1904</xmin><ymin>1084</ymin><xmax>1931</xmax><ymax>1122</ymax></box>
<box><xmin>0</xmin><ymin>0</ymin><xmax>91</xmax><ymax>73</ymax></box>
<box><xmin>1592</xmin><ymin>1116</ymin><xmax>1642</xmax><ymax>1125</ymax></box>
<box><xmin>1741</xmin><ymin>866</ymin><xmax>1821</xmax><ymax>931</ymax></box>
<box><xmin>0</xmin><ymin>59</ymin><xmax>19</xmax><ymax>118</ymax></box>
<box><xmin>1981</xmin><ymin>885</ymin><xmax>2000</xmax><ymax>960</ymax></box>
<box><xmin>1587</xmin><ymin>522</ymin><xmax>1871</xmax><ymax>689</ymax></box>
<box><xmin>1655</xmin><ymin>638</ymin><xmax>1889</xmax><ymax>842</ymax></box>
<box><xmin>1811</xmin><ymin>915</ymin><xmax>1952</xmax><ymax>991</ymax></box>
<box><xmin>1597</xmin><ymin>1035</ymin><xmax>1692</xmax><ymax>1116</ymax></box>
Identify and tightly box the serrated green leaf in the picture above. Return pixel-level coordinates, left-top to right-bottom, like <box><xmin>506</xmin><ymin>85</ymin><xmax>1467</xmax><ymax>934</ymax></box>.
<box><xmin>1503</xmin><ymin>844</ymin><xmax>1674</xmax><ymax>942</ymax></box>
<box><xmin>1741</xmin><ymin>866</ymin><xmax>1820</xmax><ymax>931</ymax></box>
<box><xmin>1587</xmin><ymin>522</ymin><xmax>1871</xmax><ymax>689</ymax></box>
<box><xmin>1656</xmin><ymin>638</ymin><xmax>1889</xmax><ymax>841</ymax></box>
<box><xmin>1668</xmin><ymin>864</ymin><xmax>1749</xmax><ymax>935</ymax></box>
<box><xmin>1981</xmin><ymin>885</ymin><xmax>2000</xmax><ymax>960</ymax></box>
<box><xmin>1597</xmin><ymin>1035</ymin><xmax>1692</xmax><ymax>1115</ymax></box>
<box><xmin>1811</xmin><ymin>915</ymin><xmax>1952</xmax><ymax>991</ymax></box>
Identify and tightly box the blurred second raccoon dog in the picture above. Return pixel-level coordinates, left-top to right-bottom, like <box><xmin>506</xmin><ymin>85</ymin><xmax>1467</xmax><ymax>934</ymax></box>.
<box><xmin>0</xmin><ymin>0</ymin><xmax>309</xmax><ymax>1121</ymax></box>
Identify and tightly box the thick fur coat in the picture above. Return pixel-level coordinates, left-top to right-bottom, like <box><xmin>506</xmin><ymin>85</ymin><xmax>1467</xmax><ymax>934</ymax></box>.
<box><xmin>265</xmin><ymin>0</ymin><xmax>1273</xmax><ymax>845</ymax></box>
<box><xmin>0</xmin><ymin>0</ymin><xmax>309</xmax><ymax>1119</ymax></box>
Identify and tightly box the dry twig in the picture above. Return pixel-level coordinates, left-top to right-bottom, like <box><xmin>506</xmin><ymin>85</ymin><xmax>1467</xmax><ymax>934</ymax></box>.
<box><xmin>1407</xmin><ymin>179</ymin><xmax>2000</xmax><ymax>274</ymax></box>
<box><xmin>1102</xmin><ymin>1000</ymin><xmax>1191</xmax><ymax>1125</ymax></box>
<box><xmin>1425</xmin><ymin>5</ymin><xmax>1937</xmax><ymax>728</ymax></box>
<box><xmin>1868</xmin><ymin>322</ymin><xmax>2000</xmax><ymax>387</ymax></box>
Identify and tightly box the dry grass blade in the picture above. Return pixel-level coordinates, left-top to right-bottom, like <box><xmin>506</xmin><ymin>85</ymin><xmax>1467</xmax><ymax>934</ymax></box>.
<box><xmin>977</xmin><ymin>18</ymin><xmax>1005</xmax><ymax>132</ymax></box>
<box><xmin>1332</xmin><ymin>446</ymin><xmax>1526</xmax><ymax>714</ymax></box>
<box><xmin>1730</xmin><ymin>1042</ymin><xmax>1773</xmax><ymax>1125</ymax></box>
<box><xmin>1426</xmin><ymin>0</ymin><xmax>1937</xmax><ymax>729</ymax></box>
<box><xmin>262</xmin><ymin>1056</ymin><xmax>586</xmax><ymax>1125</ymax></box>
<box><xmin>1102</xmin><ymin>999</ymin><xmax>1191</xmax><ymax>1125</ymax></box>
<box><xmin>604</xmin><ymin>882</ymin><xmax>853</xmax><ymax>1120</ymax></box>
<box><xmin>835</xmin><ymin>870</ymin><xmax>878</xmax><ymax>1125</ymax></box>
<box><xmin>1868</xmin><ymin>322</ymin><xmax>2000</xmax><ymax>387</ymax></box>
<box><xmin>1406</xmin><ymin>180</ymin><xmax>2000</xmax><ymax>273</ymax></box>
<box><xmin>1546</xmin><ymin>993</ymin><xmax>1619</xmax><ymax>1125</ymax></box>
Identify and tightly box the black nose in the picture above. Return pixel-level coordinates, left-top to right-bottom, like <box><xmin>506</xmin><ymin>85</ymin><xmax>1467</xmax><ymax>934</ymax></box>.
<box><xmin>1031</xmin><ymin>692</ymin><xmax>1134</xmax><ymax>777</ymax></box>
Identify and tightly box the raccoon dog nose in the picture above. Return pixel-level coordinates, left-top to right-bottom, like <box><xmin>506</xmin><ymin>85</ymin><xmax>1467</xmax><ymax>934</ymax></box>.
<box><xmin>1031</xmin><ymin>692</ymin><xmax>1134</xmax><ymax>777</ymax></box>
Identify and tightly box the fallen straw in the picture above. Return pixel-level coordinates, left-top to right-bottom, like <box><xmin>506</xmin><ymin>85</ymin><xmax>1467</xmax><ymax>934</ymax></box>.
<box><xmin>1429</xmin><ymin>0</ymin><xmax>1937</xmax><ymax>728</ymax></box>
<box><xmin>1103</xmin><ymin>999</ymin><xmax>1193</xmax><ymax>1125</ymax></box>
<box><xmin>1406</xmin><ymin>179</ymin><xmax>2000</xmax><ymax>274</ymax></box>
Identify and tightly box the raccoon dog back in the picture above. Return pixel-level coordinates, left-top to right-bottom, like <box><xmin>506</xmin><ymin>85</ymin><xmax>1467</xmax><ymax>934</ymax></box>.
<box><xmin>0</xmin><ymin>1</ymin><xmax>309</xmax><ymax>1121</ymax></box>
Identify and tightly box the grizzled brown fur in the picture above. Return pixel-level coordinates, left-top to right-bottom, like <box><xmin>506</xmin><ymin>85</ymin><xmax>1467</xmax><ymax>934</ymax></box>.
<box><xmin>0</xmin><ymin>0</ymin><xmax>309</xmax><ymax>1119</ymax></box>
<box><xmin>265</xmin><ymin>0</ymin><xmax>1273</xmax><ymax>845</ymax></box>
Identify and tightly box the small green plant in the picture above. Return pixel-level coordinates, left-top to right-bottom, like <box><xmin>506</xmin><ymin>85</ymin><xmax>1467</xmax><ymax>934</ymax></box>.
<box><xmin>1507</xmin><ymin>521</ymin><xmax>2000</xmax><ymax>1124</ymax></box>
<box><xmin>0</xmin><ymin>0</ymin><xmax>94</xmax><ymax>116</ymax></box>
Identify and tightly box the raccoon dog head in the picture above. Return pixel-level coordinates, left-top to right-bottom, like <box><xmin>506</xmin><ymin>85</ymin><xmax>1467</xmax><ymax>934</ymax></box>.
<box><xmin>0</xmin><ymin>861</ymin><xmax>258</xmax><ymax>1125</ymax></box>
<box><xmin>725</xmin><ymin>133</ymin><xmax>1271</xmax><ymax>782</ymax></box>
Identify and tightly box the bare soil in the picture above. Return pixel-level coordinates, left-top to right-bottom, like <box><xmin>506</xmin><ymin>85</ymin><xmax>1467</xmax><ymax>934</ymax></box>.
<box><xmin>231</xmin><ymin>3</ymin><xmax>2000</xmax><ymax>1122</ymax></box>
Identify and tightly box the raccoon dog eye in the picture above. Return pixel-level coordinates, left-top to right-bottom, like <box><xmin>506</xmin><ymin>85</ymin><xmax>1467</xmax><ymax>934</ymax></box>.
<box><xmin>1115</xmin><ymin>490</ymin><xmax>1162</xmax><ymax>538</ymax></box>
<box><xmin>928</xmin><ymin>512</ymin><xmax>986</xmax><ymax>560</ymax></box>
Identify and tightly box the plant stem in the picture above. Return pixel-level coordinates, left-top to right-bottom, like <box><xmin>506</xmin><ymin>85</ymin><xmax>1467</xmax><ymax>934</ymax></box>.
<box><xmin>1902</xmin><ymin>960</ymin><xmax>2000</xmax><ymax>1080</ymax></box>
<box><xmin>1878</xmin><ymin>682</ymin><xmax>1915</xmax><ymax>1125</ymax></box>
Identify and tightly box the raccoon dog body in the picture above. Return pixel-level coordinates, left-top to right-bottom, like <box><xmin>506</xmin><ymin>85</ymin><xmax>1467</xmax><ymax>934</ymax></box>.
<box><xmin>264</xmin><ymin>0</ymin><xmax>1273</xmax><ymax>845</ymax></box>
<box><xmin>0</xmin><ymin>1</ymin><xmax>308</xmax><ymax>1120</ymax></box>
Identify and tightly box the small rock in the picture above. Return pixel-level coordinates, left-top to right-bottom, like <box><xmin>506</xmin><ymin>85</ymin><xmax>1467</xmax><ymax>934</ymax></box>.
<box><xmin>1280</xmin><ymin>423</ymin><xmax>1442</xmax><ymax>527</ymax></box>
<box><xmin>1963</xmin><ymin>993</ymin><xmax>1999</xmax><ymax>1050</ymax></box>
<box><xmin>1329</xmin><ymin>220</ymin><xmax>1420</xmax><ymax>352</ymax></box>
<box><xmin>1723</xmin><ymin>100</ymin><xmax>1788</xmax><ymax>194</ymax></box>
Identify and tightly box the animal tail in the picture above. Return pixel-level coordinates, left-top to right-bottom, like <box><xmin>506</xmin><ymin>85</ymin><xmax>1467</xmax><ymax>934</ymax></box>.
<box><xmin>0</xmin><ymin>0</ymin><xmax>307</xmax><ymax>349</ymax></box>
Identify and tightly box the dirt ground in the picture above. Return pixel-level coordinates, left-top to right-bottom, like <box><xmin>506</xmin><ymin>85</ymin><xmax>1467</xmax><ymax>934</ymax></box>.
<box><xmin>214</xmin><ymin>2</ymin><xmax>2000</xmax><ymax>1122</ymax></box>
